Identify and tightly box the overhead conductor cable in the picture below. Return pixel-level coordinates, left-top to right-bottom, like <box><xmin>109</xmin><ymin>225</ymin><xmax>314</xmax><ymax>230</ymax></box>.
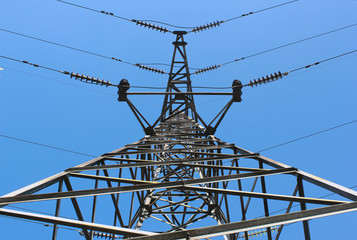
<box><xmin>0</xmin><ymin>55</ymin><xmax>115</xmax><ymax>87</ymax></box>
<box><xmin>193</xmin><ymin>23</ymin><xmax>357</xmax><ymax>75</ymax></box>
<box><xmin>57</xmin><ymin>0</ymin><xmax>171</xmax><ymax>33</ymax></box>
<box><xmin>189</xmin><ymin>0</ymin><xmax>299</xmax><ymax>33</ymax></box>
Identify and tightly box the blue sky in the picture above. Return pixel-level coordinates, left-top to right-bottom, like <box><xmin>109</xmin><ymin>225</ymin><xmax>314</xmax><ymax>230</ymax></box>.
<box><xmin>0</xmin><ymin>0</ymin><xmax>356</xmax><ymax>239</ymax></box>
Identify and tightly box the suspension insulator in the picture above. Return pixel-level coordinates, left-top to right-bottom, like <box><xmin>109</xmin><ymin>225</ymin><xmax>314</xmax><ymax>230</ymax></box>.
<box><xmin>132</xmin><ymin>20</ymin><xmax>169</xmax><ymax>33</ymax></box>
<box><xmin>192</xmin><ymin>21</ymin><xmax>221</xmax><ymax>33</ymax></box>
<box><xmin>246</xmin><ymin>71</ymin><xmax>288</xmax><ymax>87</ymax></box>
<box><xmin>69</xmin><ymin>72</ymin><xmax>113</xmax><ymax>87</ymax></box>
<box><xmin>192</xmin><ymin>65</ymin><xmax>221</xmax><ymax>74</ymax></box>
<box><xmin>136</xmin><ymin>64</ymin><xmax>166</xmax><ymax>74</ymax></box>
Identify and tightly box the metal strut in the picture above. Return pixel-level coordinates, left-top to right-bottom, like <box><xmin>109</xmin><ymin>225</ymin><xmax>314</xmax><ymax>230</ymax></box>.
<box><xmin>161</xmin><ymin>31</ymin><xmax>196</xmax><ymax>121</ymax></box>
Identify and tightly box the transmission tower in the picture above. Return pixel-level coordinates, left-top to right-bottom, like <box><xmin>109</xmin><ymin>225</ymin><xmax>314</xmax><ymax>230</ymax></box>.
<box><xmin>1</xmin><ymin>15</ymin><xmax>357</xmax><ymax>240</ymax></box>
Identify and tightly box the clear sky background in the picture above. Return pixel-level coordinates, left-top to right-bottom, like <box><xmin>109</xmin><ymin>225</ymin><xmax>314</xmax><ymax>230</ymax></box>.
<box><xmin>0</xmin><ymin>0</ymin><xmax>356</xmax><ymax>239</ymax></box>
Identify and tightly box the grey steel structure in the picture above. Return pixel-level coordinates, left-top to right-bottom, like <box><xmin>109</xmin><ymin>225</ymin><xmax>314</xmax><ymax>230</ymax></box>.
<box><xmin>1</xmin><ymin>31</ymin><xmax>357</xmax><ymax>240</ymax></box>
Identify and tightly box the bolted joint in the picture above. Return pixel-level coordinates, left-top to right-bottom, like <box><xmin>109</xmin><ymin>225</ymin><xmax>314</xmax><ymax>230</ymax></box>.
<box><xmin>117</xmin><ymin>79</ymin><xmax>130</xmax><ymax>102</ymax></box>
<box><xmin>143</xmin><ymin>204</ymin><xmax>153</xmax><ymax>214</ymax></box>
<box><xmin>144</xmin><ymin>126</ymin><xmax>156</xmax><ymax>136</ymax></box>
<box><xmin>208</xmin><ymin>204</ymin><xmax>218</xmax><ymax>214</ymax></box>
<box><xmin>175</xmin><ymin>93</ymin><xmax>186</xmax><ymax>100</ymax></box>
<box><xmin>204</xmin><ymin>126</ymin><xmax>216</xmax><ymax>136</ymax></box>
<box><xmin>232</xmin><ymin>79</ymin><xmax>243</xmax><ymax>102</ymax></box>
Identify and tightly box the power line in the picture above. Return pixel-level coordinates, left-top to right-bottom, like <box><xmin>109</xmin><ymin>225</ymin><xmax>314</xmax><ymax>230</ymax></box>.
<box><xmin>57</xmin><ymin>0</ymin><xmax>172</xmax><ymax>33</ymax></box>
<box><xmin>0</xmin><ymin>55</ymin><xmax>63</xmax><ymax>73</ymax></box>
<box><xmin>2</xmin><ymin>119</ymin><xmax>356</xmax><ymax>160</ymax></box>
<box><xmin>56</xmin><ymin>0</ymin><xmax>131</xmax><ymax>21</ymax></box>
<box><xmin>0</xmin><ymin>27</ymin><xmax>134</xmax><ymax>66</ymax></box>
<box><xmin>0</xmin><ymin>134</ymin><xmax>96</xmax><ymax>158</ymax></box>
<box><xmin>0</xmin><ymin>55</ymin><xmax>116</xmax><ymax>87</ymax></box>
<box><xmin>56</xmin><ymin>0</ymin><xmax>192</xmax><ymax>30</ymax></box>
<box><xmin>3</xmin><ymin>66</ymin><xmax>115</xmax><ymax>96</ymax></box>
<box><xmin>242</xmin><ymin>49</ymin><xmax>357</xmax><ymax>88</ymax></box>
<box><xmin>192</xmin><ymin>23</ymin><xmax>357</xmax><ymax>75</ymax></box>
<box><xmin>256</xmin><ymin>120</ymin><xmax>357</xmax><ymax>153</ymax></box>
<box><xmin>188</xmin><ymin>0</ymin><xmax>298</xmax><ymax>34</ymax></box>
<box><xmin>2</xmin><ymin>48</ymin><xmax>356</xmax><ymax>91</ymax></box>
<box><xmin>288</xmin><ymin>49</ymin><xmax>357</xmax><ymax>73</ymax></box>
<box><xmin>224</xmin><ymin>0</ymin><xmax>298</xmax><ymax>23</ymax></box>
<box><xmin>0</xmin><ymin>27</ymin><xmax>168</xmax><ymax>74</ymax></box>
<box><xmin>57</xmin><ymin>0</ymin><xmax>298</xmax><ymax>34</ymax></box>
<box><xmin>222</xmin><ymin>23</ymin><xmax>357</xmax><ymax>66</ymax></box>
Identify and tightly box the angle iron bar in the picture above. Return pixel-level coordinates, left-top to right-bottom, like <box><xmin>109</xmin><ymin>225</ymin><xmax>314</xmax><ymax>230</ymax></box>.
<box><xmin>274</xmin><ymin>184</ymin><xmax>299</xmax><ymax>240</ymax></box>
<box><xmin>68</xmin><ymin>173</ymin><xmax>156</xmax><ymax>185</ymax></box>
<box><xmin>209</xmin><ymin>136</ymin><xmax>357</xmax><ymax>201</ymax></box>
<box><xmin>63</xmin><ymin>177</ymin><xmax>91</xmax><ymax>240</ymax></box>
<box><xmin>0</xmin><ymin>208</ymin><xmax>156</xmax><ymax>237</ymax></box>
<box><xmin>208</xmin><ymin>99</ymin><xmax>233</xmax><ymax>127</ymax></box>
<box><xmin>124</xmin><ymin>138</ymin><xmax>216</xmax><ymax>147</ymax></box>
<box><xmin>0</xmin><ymin>143</ymin><xmax>138</xmax><ymax>207</ymax></box>
<box><xmin>0</xmin><ymin>168</ymin><xmax>297</xmax><ymax>205</ymax></box>
<box><xmin>126</xmin><ymin>92</ymin><xmax>232</xmax><ymax>96</ymax></box>
<box><xmin>154</xmin><ymin>197</ymin><xmax>205</xmax><ymax>212</ymax></box>
<box><xmin>297</xmin><ymin>175</ymin><xmax>311</xmax><ymax>240</ymax></box>
<box><xmin>151</xmin><ymin>211</ymin><xmax>209</xmax><ymax>214</ymax></box>
<box><xmin>103</xmin><ymin>144</ymin><xmax>237</xmax><ymax>156</ymax></box>
<box><xmin>128</xmin><ymin>201</ymin><xmax>357</xmax><ymax>240</ymax></box>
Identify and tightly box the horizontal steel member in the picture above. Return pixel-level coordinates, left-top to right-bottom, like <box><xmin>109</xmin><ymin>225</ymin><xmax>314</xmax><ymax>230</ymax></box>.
<box><xmin>0</xmin><ymin>208</ymin><xmax>155</xmax><ymax>237</ymax></box>
<box><xmin>182</xmin><ymin>186</ymin><xmax>348</xmax><ymax>205</ymax></box>
<box><xmin>0</xmin><ymin>168</ymin><xmax>296</xmax><ymax>205</ymax></box>
<box><xmin>126</xmin><ymin>92</ymin><xmax>232</xmax><ymax>95</ymax></box>
<box><xmin>129</xmin><ymin>202</ymin><xmax>357</xmax><ymax>240</ymax></box>
<box><xmin>103</xmin><ymin>144</ymin><xmax>236</xmax><ymax>156</ymax></box>
<box><xmin>209</xmin><ymin>136</ymin><xmax>357</xmax><ymax>201</ymax></box>
<box><xmin>68</xmin><ymin>173</ymin><xmax>156</xmax><ymax>185</ymax></box>
<box><xmin>67</xmin><ymin>153</ymin><xmax>260</xmax><ymax>172</ymax></box>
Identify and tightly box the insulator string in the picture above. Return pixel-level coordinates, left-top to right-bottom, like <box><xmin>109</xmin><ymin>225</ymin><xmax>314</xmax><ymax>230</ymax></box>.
<box><xmin>57</xmin><ymin>0</ymin><xmax>298</xmax><ymax>34</ymax></box>
<box><xmin>66</xmin><ymin>72</ymin><xmax>114</xmax><ymax>87</ymax></box>
<box><xmin>191</xmin><ymin>65</ymin><xmax>222</xmax><ymax>75</ymax></box>
<box><xmin>135</xmin><ymin>64</ymin><xmax>167</xmax><ymax>74</ymax></box>
<box><xmin>244</xmin><ymin>71</ymin><xmax>288</xmax><ymax>87</ymax></box>
<box><xmin>188</xmin><ymin>0</ymin><xmax>298</xmax><ymax>34</ymax></box>
<box><xmin>137</xmin><ymin>19</ymin><xmax>196</xmax><ymax>29</ymax></box>
<box><xmin>190</xmin><ymin>21</ymin><xmax>222</xmax><ymax>33</ymax></box>
<box><xmin>0</xmin><ymin>55</ymin><xmax>118</xmax><ymax>88</ymax></box>
<box><xmin>131</xmin><ymin>20</ymin><xmax>170</xmax><ymax>33</ymax></box>
<box><xmin>242</xmin><ymin>49</ymin><xmax>357</xmax><ymax>88</ymax></box>
<box><xmin>189</xmin><ymin>23</ymin><xmax>357</xmax><ymax>76</ymax></box>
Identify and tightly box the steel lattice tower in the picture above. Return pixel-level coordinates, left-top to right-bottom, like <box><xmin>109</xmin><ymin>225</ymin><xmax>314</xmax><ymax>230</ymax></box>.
<box><xmin>1</xmin><ymin>31</ymin><xmax>357</xmax><ymax>240</ymax></box>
